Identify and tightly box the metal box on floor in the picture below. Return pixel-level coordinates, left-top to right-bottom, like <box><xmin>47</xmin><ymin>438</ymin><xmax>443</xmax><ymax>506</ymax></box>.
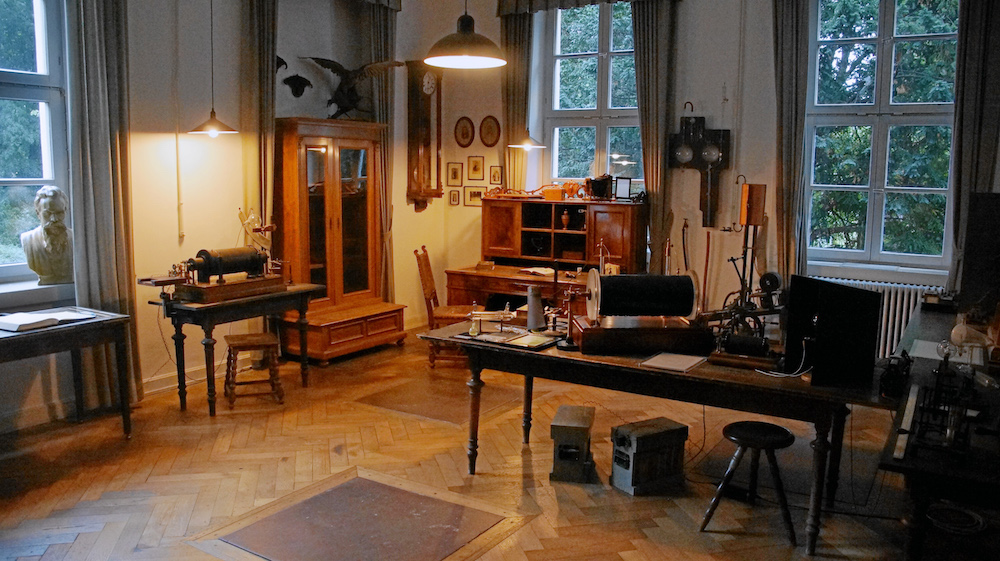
<box><xmin>550</xmin><ymin>404</ymin><xmax>596</xmax><ymax>483</ymax></box>
<box><xmin>611</xmin><ymin>417</ymin><xmax>688</xmax><ymax>495</ymax></box>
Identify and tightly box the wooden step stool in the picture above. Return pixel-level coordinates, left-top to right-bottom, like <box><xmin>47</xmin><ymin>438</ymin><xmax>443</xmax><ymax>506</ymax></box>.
<box><xmin>224</xmin><ymin>333</ymin><xmax>284</xmax><ymax>408</ymax></box>
<box><xmin>550</xmin><ymin>404</ymin><xmax>596</xmax><ymax>483</ymax></box>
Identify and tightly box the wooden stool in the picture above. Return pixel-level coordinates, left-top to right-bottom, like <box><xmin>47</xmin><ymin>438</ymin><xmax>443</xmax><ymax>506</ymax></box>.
<box><xmin>699</xmin><ymin>420</ymin><xmax>797</xmax><ymax>545</ymax></box>
<box><xmin>224</xmin><ymin>333</ymin><xmax>284</xmax><ymax>408</ymax></box>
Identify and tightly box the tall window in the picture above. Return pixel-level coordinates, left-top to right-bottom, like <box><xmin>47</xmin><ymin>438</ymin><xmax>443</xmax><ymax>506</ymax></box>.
<box><xmin>804</xmin><ymin>0</ymin><xmax>958</xmax><ymax>273</ymax></box>
<box><xmin>542</xmin><ymin>3</ymin><xmax>643</xmax><ymax>188</ymax></box>
<box><xmin>0</xmin><ymin>0</ymin><xmax>68</xmax><ymax>281</ymax></box>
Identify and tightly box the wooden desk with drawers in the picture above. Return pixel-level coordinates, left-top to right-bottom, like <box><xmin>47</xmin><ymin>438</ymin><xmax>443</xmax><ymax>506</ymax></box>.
<box><xmin>445</xmin><ymin>265</ymin><xmax>587</xmax><ymax>310</ymax></box>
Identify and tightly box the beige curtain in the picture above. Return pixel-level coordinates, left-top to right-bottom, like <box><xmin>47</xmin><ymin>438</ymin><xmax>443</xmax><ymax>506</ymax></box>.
<box><xmin>67</xmin><ymin>0</ymin><xmax>142</xmax><ymax>408</ymax></box>
<box><xmin>772</xmin><ymin>0</ymin><xmax>810</xmax><ymax>281</ymax></box>
<box><xmin>501</xmin><ymin>13</ymin><xmax>533</xmax><ymax>193</ymax></box>
<box><xmin>949</xmin><ymin>1</ymin><xmax>1000</xmax><ymax>291</ymax></box>
<box><xmin>370</xmin><ymin>2</ymin><xmax>399</xmax><ymax>301</ymax></box>
<box><xmin>241</xmin><ymin>0</ymin><xmax>277</xmax><ymax>226</ymax></box>
<box><xmin>632</xmin><ymin>0</ymin><xmax>677</xmax><ymax>274</ymax></box>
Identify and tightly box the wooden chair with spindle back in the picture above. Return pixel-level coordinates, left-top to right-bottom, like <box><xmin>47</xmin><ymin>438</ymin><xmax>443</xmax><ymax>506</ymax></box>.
<box><xmin>414</xmin><ymin>245</ymin><xmax>477</xmax><ymax>367</ymax></box>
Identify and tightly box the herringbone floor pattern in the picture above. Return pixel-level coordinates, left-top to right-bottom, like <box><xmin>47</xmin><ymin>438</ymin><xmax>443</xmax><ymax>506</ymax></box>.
<box><xmin>0</xmin><ymin>332</ymin><xmax>980</xmax><ymax>560</ymax></box>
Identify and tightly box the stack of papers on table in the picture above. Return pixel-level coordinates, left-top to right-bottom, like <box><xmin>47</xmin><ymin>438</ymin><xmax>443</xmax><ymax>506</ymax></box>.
<box><xmin>640</xmin><ymin>352</ymin><xmax>707</xmax><ymax>373</ymax></box>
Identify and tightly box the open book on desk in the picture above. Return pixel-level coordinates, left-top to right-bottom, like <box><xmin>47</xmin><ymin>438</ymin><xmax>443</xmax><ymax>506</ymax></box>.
<box><xmin>0</xmin><ymin>310</ymin><xmax>96</xmax><ymax>332</ymax></box>
<box><xmin>519</xmin><ymin>266</ymin><xmax>555</xmax><ymax>276</ymax></box>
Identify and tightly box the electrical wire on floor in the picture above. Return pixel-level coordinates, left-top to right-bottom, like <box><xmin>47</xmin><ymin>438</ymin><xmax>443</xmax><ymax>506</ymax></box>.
<box><xmin>684</xmin><ymin>405</ymin><xmax>708</xmax><ymax>467</ymax></box>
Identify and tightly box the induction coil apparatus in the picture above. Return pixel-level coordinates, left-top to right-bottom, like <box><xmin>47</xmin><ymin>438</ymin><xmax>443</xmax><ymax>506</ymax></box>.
<box><xmin>576</xmin><ymin>270</ymin><xmax>714</xmax><ymax>356</ymax></box>
<box><xmin>585</xmin><ymin>270</ymin><xmax>699</xmax><ymax>322</ymax></box>
<box><xmin>186</xmin><ymin>247</ymin><xmax>268</xmax><ymax>284</ymax></box>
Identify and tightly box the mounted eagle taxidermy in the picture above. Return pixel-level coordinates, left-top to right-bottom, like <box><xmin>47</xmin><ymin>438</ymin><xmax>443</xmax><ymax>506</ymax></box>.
<box><xmin>302</xmin><ymin>57</ymin><xmax>403</xmax><ymax>119</ymax></box>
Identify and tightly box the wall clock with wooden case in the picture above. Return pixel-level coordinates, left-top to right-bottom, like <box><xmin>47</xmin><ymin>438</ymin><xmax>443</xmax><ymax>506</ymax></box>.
<box><xmin>274</xmin><ymin>118</ymin><xmax>405</xmax><ymax>364</ymax></box>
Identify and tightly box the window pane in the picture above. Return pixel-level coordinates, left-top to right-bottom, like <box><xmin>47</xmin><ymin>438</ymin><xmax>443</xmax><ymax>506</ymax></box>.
<box><xmin>882</xmin><ymin>192</ymin><xmax>946</xmax><ymax>255</ymax></box>
<box><xmin>818</xmin><ymin>0</ymin><xmax>877</xmax><ymax>40</ymax></box>
<box><xmin>0</xmin><ymin>0</ymin><xmax>39</xmax><ymax>73</ymax></box>
<box><xmin>809</xmin><ymin>189</ymin><xmax>868</xmax><ymax>250</ymax></box>
<box><xmin>0</xmin><ymin>99</ymin><xmax>44</xmax><ymax>179</ymax></box>
<box><xmin>608</xmin><ymin>127</ymin><xmax>643</xmax><ymax>179</ymax></box>
<box><xmin>611</xmin><ymin>2</ymin><xmax>633</xmax><ymax>51</ymax></box>
<box><xmin>816</xmin><ymin>43</ymin><xmax>876</xmax><ymax>104</ymax></box>
<box><xmin>895</xmin><ymin>0</ymin><xmax>958</xmax><ymax>36</ymax></box>
<box><xmin>556</xmin><ymin>57</ymin><xmax>598</xmax><ymax>110</ymax></box>
<box><xmin>886</xmin><ymin>125</ymin><xmax>951</xmax><ymax>189</ymax></box>
<box><xmin>891</xmin><ymin>39</ymin><xmax>956</xmax><ymax>104</ymax></box>
<box><xmin>610</xmin><ymin>54</ymin><xmax>636</xmax><ymax>109</ymax></box>
<box><xmin>555</xmin><ymin>126</ymin><xmax>596</xmax><ymax>178</ymax></box>
<box><xmin>558</xmin><ymin>6</ymin><xmax>598</xmax><ymax>55</ymax></box>
<box><xmin>0</xmin><ymin>185</ymin><xmax>40</xmax><ymax>265</ymax></box>
<box><xmin>813</xmin><ymin>125</ymin><xmax>872</xmax><ymax>186</ymax></box>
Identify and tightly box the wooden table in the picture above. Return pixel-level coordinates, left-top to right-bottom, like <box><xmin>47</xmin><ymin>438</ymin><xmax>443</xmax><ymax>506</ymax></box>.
<box><xmin>0</xmin><ymin>307</ymin><xmax>132</xmax><ymax>437</ymax></box>
<box><xmin>420</xmin><ymin>322</ymin><xmax>894</xmax><ymax>554</ymax></box>
<box><xmin>878</xmin><ymin>308</ymin><xmax>1000</xmax><ymax>560</ymax></box>
<box><xmin>445</xmin><ymin>265</ymin><xmax>587</xmax><ymax>310</ymax></box>
<box><xmin>160</xmin><ymin>283</ymin><xmax>322</xmax><ymax>416</ymax></box>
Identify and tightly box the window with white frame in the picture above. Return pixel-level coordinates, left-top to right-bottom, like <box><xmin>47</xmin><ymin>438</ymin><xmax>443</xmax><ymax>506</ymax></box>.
<box><xmin>541</xmin><ymin>2</ymin><xmax>643</xmax><ymax>189</ymax></box>
<box><xmin>804</xmin><ymin>0</ymin><xmax>958</xmax><ymax>273</ymax></box>
<box><xmin>0</xmin><ymin>0</ymin><xmax>69</xmax><ymax>282</ymax></box>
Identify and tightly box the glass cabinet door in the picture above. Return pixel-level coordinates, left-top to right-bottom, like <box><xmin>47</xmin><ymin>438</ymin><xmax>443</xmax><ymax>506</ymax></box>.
<box><xmin>339</xmin><ymin>147</ymin><xmax>369</xmax><ymax>295</ymax></box>
<box><xmin>305</xmin><ymin>143</ymin><xmax>328</xmax><ymax>298</ymax></box>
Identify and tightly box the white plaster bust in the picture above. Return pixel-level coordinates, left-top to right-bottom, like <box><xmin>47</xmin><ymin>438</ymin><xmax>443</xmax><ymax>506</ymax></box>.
<box><xmin>20</xmin><ymin>186</ymin><xmax>74</xmax><ymax>285</ymax></box>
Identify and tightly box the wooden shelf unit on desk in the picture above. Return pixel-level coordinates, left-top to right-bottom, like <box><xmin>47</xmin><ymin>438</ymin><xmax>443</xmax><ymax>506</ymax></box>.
<box><xmin>481</xmin><ymin>197</ymin><xmax>647</xmax><ymax>271</ymax></box>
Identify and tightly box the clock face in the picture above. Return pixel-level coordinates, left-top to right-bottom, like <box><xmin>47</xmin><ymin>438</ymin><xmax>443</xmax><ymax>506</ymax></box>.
<box><xmin>422</xmin><ymin>72</ymin><xmax>436</xmax><ymax>95</ymax></box>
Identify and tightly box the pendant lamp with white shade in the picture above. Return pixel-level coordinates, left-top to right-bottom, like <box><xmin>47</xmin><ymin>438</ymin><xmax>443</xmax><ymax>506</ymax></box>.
<box><xmin>189</xmin><ymin>0</ymin><xmax>237</xmax><ymax>137</ymax></box>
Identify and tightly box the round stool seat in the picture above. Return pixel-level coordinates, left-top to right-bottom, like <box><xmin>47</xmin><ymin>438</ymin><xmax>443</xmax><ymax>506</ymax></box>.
<box><xmin>723</xmin><ymin>421</ymin><xmax>794</xmax><ymax>450</ymax></box>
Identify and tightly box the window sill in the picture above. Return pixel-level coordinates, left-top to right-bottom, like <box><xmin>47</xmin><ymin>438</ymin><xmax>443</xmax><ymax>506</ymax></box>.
<box><xmin>806</xmin><ymin>261</ymin><xmax>949</xmax><ymax>288</ymax></box>
<box><xmin>0</xmin><ymin>281</ymin><xmax>75</xmax><ymax>312</ymax></box>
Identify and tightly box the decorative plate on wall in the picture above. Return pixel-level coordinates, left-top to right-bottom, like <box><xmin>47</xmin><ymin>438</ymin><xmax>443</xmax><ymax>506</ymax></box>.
<box><xmin>455</xmin><ymin>117</ymin><xmax>475</xmax><ymax>148</ymax></box>
<box><xmin>480</xmin><ymin>115</ymin><xmax>500</xmax><ymax>147</ymax></box>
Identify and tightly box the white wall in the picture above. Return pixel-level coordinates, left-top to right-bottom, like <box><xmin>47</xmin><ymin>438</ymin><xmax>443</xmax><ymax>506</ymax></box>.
<box><xmin>127</xmin><ymin>0</ymin><xmax>249</xmax><ymax>398</ymax></box>
<box><xmin>667</xmin><ymin>0</ymin><xmax>777</xmax><ymax>310</ymax></box>
<box><xmin>393</xmin><ymin>0</ymin><xmax>502</xmax><ymax>329</ymax></box>
<box><xmin>0</xmin><ymin>0</ymin><xmax>776</xmax><ymax>432</ymax></box>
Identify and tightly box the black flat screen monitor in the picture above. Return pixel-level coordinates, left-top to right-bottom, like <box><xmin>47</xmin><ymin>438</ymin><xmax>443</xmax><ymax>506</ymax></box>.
<box><xmin>784</xmin><ymin>275</ymin><xmax>881</xmax><ymax>389</ymax></box>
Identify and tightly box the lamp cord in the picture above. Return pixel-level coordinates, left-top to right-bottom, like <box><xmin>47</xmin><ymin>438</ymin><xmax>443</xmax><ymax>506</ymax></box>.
<box><xmin>210</xmin><ymin>0</ymin><xmax>215</xmax><ymax>110</ymax></box>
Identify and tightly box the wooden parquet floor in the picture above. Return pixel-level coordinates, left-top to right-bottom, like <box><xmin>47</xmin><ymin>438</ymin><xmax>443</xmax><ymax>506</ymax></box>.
<box><xmin>0</xmin><ymin>331</ymin><xmax>985</xmax><ymax>560</ymax></box>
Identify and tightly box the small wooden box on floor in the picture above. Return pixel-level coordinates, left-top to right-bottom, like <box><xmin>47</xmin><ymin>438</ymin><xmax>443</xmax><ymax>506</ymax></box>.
<box><xmin>550</xmin><ymin>405</ymin><xmax>596</xmax><ymax>483</ymax></box>
<box><xmin>611</xmin><ymin>417</ymin><xmax>688</xmax><ymax>495</ymax></box>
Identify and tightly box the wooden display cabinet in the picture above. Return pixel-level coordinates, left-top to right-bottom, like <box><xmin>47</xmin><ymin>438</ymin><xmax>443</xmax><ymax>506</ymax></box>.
<box><xmin>481</xmin><ymin>198</ymin><xmax>647</xmax><ymax>272</ymax></box>
<box><xmin>274</xmin><ymin>118</ymin><xmax>405</xmax><ymax>363</ymax></box>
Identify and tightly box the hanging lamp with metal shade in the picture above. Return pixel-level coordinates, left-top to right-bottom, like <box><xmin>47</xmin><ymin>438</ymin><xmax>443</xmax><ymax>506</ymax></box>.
<box><xmin>508</xmin><ymin>137</ymin><xmax>545</xmax><ymax>151</ymax></box>
<box><xmin>189</xmin><ymin>0</ymin><xmax>237</xmax><ymax>136</ymax></box>
<box><xmin>424</xmin><ymin>0</ymin><xmax>506</xmax><ymax>69</ymax></box>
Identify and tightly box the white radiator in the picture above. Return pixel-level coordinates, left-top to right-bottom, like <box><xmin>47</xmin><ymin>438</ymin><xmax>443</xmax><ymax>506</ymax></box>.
<box><xmin>815</xmin><ymin>277</ymin><xmax>944</xmax><ymax>358</ymax></box>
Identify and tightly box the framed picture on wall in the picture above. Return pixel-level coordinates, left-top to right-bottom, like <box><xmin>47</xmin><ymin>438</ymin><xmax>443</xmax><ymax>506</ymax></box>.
<box><xmin>468</xmin><ymin>156</ymin><xmax>485</xmax><ymax>180</ymax></box>
<box><xmin>464</xmin><ymin>185</ymin><xmax>485</xmax><ymax>207</ymax></box>
<box><xmin>446</xmin><ymin>162</ymin><xmax>463</xmax><ymax>186</ymax></box>
<box><xmin>449</xmin><ymin>190</ymin><xmax>460</xmax><ymax>205</ymax></box>
<box><xmin>490</xmin><ymin>166</ymin><xmax>503</xmax><ymax>185</ymax></box>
